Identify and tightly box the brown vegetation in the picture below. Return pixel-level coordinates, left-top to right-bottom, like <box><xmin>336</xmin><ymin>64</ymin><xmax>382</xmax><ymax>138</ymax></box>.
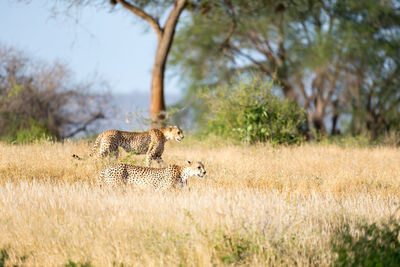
<box><xmin>0</xmin><ymin>45</ymin><xmax>107</xmax><ymax>140</ymax></box>
<box><xmin>0</xmin><ymin>141</ymin><xmax>399</xmax><ymax>265</ymax></box>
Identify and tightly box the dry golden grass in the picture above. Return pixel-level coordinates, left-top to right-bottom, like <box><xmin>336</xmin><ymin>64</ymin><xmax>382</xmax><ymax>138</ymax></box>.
<box><xmin>0</xmin><ymin>140</ymin><xmax>399</xmax><ymax>266</ymax></box>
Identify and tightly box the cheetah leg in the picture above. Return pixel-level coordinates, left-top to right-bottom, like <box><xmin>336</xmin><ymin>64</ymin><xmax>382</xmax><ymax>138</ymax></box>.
<box><xmin>111</xmin><ymin>146</ymin><xmax>119</xmax><ymax>160</ymax></box>
<box><xmin>99</xmin><ymin>148</ymin><xmax>110</xmax><ymax>158</ymax></box>
<box><xmin>156</xmin><ymin>157</ymin><xmax>167</xmax><ymax>167</ymax></box>
<box><xmin>145</xmin><ymin>155</ymin><xmax>153</xmax><ymax>167</ymax></box>
<box><xmin>98</xmin><ymin>141</ymin><xmax>112</xmax><ymax>158</ymax></box>
<box><xmin>179</xmin><ymin>180</ymin><xmax>188</xmax><ymax>189</ymax></box>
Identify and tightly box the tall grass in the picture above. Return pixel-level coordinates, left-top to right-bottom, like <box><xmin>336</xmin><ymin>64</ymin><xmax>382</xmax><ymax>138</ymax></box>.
<box><xmin>0</xmin><ymin>141</ymin><xmax>399</xmax><ymax>266</ymax></box>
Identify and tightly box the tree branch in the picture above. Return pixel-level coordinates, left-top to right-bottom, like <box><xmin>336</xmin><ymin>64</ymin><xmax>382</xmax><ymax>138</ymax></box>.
<box><xmin>230</xmin><ymin>45</ymin><xmax>273</xmax><ymax>76</ymax></box>
<box><xmin>325</xmin><ymin>71</ymin><xmax>339</xmax><ymax>106</ymax></box>
<box><xmin>220</xmin><ymin>0</ymin><xmax>237</xmax><ymax>51</ymax></box>
<box><xmin>115</xmin><ymin>0</ymin><xmax>163</xmax><ymax>40</ymax></box>
<box><xmin>152</xmin><ymin>0</ymin><xmax>187</xmax><ymax>65</ymax></box>
<box><xmin>162</xmin><ymin>0</ymin><xmax>187</xmax><ymax>40</ymax></box>
<box><xmin>300</xmin><ymin>21</ymin><xmax>312</xmax><ymax>44</ymax></box>
<box><xmin>297</xmin><ymin>75</ymin><xmax>310</xmax><ymax>108</ymax></box>
<box><xmin>247</xmin><ymin>31</ymin><xmax>278</xmax><ymax>67</ymax></box>
<box><xmin>64</xmin><ymin>112</ymin><xmax>104</xmax><ymax>138</ymax></box>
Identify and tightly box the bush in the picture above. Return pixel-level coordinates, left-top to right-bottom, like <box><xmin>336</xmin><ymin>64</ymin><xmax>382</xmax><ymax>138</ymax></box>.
<box><xmin>199</xmin><ymin>76</ymin><xmax>306</xmax><ymax>144</ymax></box>
<box><xmin>13</xmin><ymin>119</ymin><xmax>53</xmax><ymax>144</ymax></box>
<box><xmin>0</xmin><ymin>113</ymin><xmax>54</xmax><ymax>144</ymax></box>
<box><xmin>0</xmin><ymin>44</ymin><xmax>107</xmax><ymax>142</ymax></box>
<box><xmin>0</xmin><ymin>247</ymin><xmax>27</xmax><ymax>267</ymax></box>
<box><xmin>331</xmin><ymin>220</ymin><xmax>400</xmax><ymax>266</ymax></box>
<box><xmin>184</xmin><ymin>210</ymin><xmax>260</xmax><ymax>265</ymax></box>
<box><xmin>64</xmin><ymin>260</ymin><xmax>92</xmax><ymax>267</ymax></box>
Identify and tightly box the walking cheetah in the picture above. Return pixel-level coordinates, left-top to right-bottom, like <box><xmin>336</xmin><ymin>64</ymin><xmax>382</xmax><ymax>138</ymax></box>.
<box><xmin>72</xmin><ymin>126</ymin><xmax>184</xmax><ymax>166</ymax></box>
<box><xmin>98</xmin><ymin>161</ymin><xmax>207</xmax><ymax>190</ymax></box>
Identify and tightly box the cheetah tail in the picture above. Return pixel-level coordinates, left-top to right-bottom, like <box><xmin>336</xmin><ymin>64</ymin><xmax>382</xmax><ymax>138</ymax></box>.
<box><xmin>89</xmin><ymin>135</ymin><xmax>101</xmax><ymax>157</ymax></box>
<box><xmin>72</xmin><ymin>154</ymin><xmax>84</xmax><ymax>160</ymax></box>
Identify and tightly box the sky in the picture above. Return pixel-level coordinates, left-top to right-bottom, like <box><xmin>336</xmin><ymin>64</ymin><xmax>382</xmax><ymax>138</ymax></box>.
<box><xmin>0</xmin><ymin>0</ymin><xmax>182</xmax><ymax>100</ymax></box>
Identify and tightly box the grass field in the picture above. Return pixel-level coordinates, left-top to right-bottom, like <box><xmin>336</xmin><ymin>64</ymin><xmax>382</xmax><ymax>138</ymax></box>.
<box><xmin>0</xmin><ymin>140</ymin><xmax>399</xmax><ymax>266</ymax></box>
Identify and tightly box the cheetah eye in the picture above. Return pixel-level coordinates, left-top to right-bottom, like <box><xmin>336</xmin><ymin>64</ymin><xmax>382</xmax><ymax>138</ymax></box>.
<box><xmin>197</xmin><ymin>166</ymin><xmax>201</xmax><ymax>169</ymax></box>
<box><xmin>177</xmin><ymin>131</ymin><xmax>181</xmax><ymax>134</ymax></box>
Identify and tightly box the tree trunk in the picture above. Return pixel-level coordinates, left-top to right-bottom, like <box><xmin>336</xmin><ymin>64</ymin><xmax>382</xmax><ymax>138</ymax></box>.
<box><xmin>312</xmin><ymin>101</ymin><xmax>326</xmax><ymax>134</ymax></box>
<box><xmin>311</xmin><ymin>72</ymin><xmax>327</xmax><ymax>134</ymax></box>
<box><xmin>280</xmin><ymin>79</ymin><xmax>297</xmax><ymax>101</ymax></box>
<box><xmin>331</xmin><ymin>100</ymin><xmax>339</xmax><ymax>135</ymax></box>
<box><xmin>114</xmin><ymin>0</ymin><xmax>186</xmax><ymax>129</ymax></box>
<box><xmin>150</xmin><ymin>49</ymin><xmax>167</xmax><ymax>129</ymax></box>
<box><xmin>149</xmin><ymin>0</ymin><xmax>187</xmax><ymax>128</ymax></box>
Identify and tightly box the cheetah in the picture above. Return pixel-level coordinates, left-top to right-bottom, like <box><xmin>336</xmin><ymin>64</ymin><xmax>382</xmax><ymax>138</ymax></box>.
<box><xmin>72</xmin><ymin>126</ymin><xmax>184</xmax><ymax>167</ymax></box>
<box><xmin>98</xmin><ymin>161</ymin><xmax>207</xmax><ymax>190</ymax></box>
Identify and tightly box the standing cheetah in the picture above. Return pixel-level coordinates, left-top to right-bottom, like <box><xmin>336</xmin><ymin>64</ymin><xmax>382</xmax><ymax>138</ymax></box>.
<box><xmin>73</xmin><ymin>126</ymin><xmax>184</xmax><ymax>167</ymax></box>
<box><xmin>98</xmin><ymin>161</ymin><xmax>206</xmax><ymax>190</ymax></box>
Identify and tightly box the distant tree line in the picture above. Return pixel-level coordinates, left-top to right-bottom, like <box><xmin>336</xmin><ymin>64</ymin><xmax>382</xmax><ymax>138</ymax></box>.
<box><xmin>0</xmin><ymin>45</ymin><xmax>108</xmax><ymax>143</ymax></box>
<box><xmin>170</xmin><ymin>0</ymin><xmax>400</xmax><ymax>141</ymax></box>
<box><xmin>11</xmin><ymin>0</ymin><xmax>400</xmax><ymax>144</ymax></box>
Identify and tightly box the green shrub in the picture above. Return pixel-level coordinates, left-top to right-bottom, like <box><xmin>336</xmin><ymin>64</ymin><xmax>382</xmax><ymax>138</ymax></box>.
<box><xmin>14</xmin><ymin>119</ymin><xmax>53</xmax><ymax>144</ymax></box>
<box><xmin>0</xmin><ymin>115</ymin><xmax>54</xmax><ymax>144</ymax></box>
<box><xmin>0</xmin><ymin>249</ymin><xmax>8</xmax><ymax>267</ymax></box>
<box><xmin>184</xmin><ymin>210</ymin><xmax>260</xmax><ymax>265</ymax></box>
<box><xmin>0</xmin><ymin>247</ymin><xmax>27</xmax><ymax>267</ymax></box>
<box><xmin>0</xmin><ymin>45</ymin><xmax>107</xmax><ymax>141</ymax></box>
<box><xmin>199</xmin><ymin>76</ymin><xmax>306</xmax><ymax>144</ymax></box>
<box><xmin>331</xmin><ymin>220</ymin><xmax>400</xmax><ymax>266</ymax></box>
<box><xmin>0</xmin><ymin>247</ymin><xmax>90</xmax><ymax>267</ymax></box>
<box><xmin>65</xmin><ymin>260</ymin><xmax>92</xmax><ymax>267</ymax></box>
<box><xmin>214</xmin><ymin>231</ymin><xmax>259</xmax><ymax>264</ymax></box>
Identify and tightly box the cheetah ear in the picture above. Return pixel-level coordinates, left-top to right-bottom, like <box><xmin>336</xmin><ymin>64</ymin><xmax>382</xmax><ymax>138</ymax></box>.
<box><xmin>169</xmin><ymin>126</ymin><xmax>173</xmax><ymax>131</ymax></box>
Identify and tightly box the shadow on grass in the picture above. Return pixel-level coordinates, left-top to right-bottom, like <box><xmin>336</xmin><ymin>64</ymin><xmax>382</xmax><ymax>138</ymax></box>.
<box><xmin>331</xmin><ymin>219</ymin><xmax>400</xmax><ymax>266</ymax></box>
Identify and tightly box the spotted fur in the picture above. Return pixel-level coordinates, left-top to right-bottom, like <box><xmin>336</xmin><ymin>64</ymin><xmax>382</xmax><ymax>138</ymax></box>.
<box><xmin>98</xmin><ymin>161</ymin><xmax>206</xmax><ymax>190</ymax></box>
<box><xmin>73</xmin><ymin>126</ymin><xmax>183</xmax><ymax>167</ymax></box>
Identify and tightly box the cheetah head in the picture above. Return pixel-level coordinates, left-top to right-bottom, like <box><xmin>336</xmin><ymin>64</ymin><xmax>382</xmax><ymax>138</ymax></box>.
<box><xmin>186</xmin><ymin>161</ymin><xmax>207</xmax><ymax>178</ymax></box>
<box><xmin>165</xmin><ymin>126</ymin><xmax>184</xmax><ymax>142</ymax></box>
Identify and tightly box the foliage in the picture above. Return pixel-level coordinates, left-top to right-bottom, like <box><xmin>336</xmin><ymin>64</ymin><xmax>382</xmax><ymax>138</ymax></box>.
<box><xmin>65</xmin><ymin>260</ymin><xmax>92</xmax><ymax>267</ymax></box>
<box><xmin>237</xmin><ymin>100</ymin><xmax>305</xmax><ymax>145</ymax></box>
<box><xmin>0</xmin><ymin>247</ymin><xmax>27</xmax><ymax>267</ymax></box>
<box><xmin>331</xmin><ymin>219</ymin><xmax>400</xmax><ymax>266</ymax></box>
<box><xmin>171</xmin><ymin>0</ymin><xmax>400</xmax><ymax>140</ymax></box>
<box><xmin>5</xmin><ymin>118</ymin><xmax>53</xmax><ymax>144</ymax></box>
<box><xmin>0</xmin><ymin>45</ymin><xmax>107</xmax><ymax>142</ymax></box>
<box><xmin>0</xmin><ymin>249</ymin><xmax>7</xmax><ymax>267</ymax></box>
<box><xmin>52</xmin><ymin>0</ymin><xmax>190</xmax><ymax>128</ymax></box>
<box><xmin>121</xmin><ymin>150</ymin><xmax>139</xmax><ymax>165</ymax></box>
<box><xmin>0</xmin><ymin>247</ymin><xmax>90</xmax><ymax>267</ymax></box>
<box><xmin>199</xmin><ymin>76</ymin><xmax>306</xmax><ymax>144</ymax></box>
<box><xmin>337</xmin><ymin>0</ymin><xmax>400</xmax><ymax>139</ymax></box>
<box><xmin>184</xmin><ymin>210</ymin><xmax>260</xmax><ymax>265</ymax></box>
<box><xmin>213</xmin><ymin>231</ymin><xmax>259</xmax><ymax>264</ymax></box>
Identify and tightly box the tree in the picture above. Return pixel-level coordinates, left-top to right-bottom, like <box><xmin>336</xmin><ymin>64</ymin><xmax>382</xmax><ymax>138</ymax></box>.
<box><xmin>40</xmin><ymin>0</ymin><xmax>189</xmax><ymax>128</ymax></box>
<box><xmin>170</xmin><ymin>0</ymin><xmax>400</xmax><ymax>138</ymax></box>
<box><xmin>55</xmin><ymin>0</ymin><xmax>188</xmax><ymax>128</ymax></box>
<box><xmin>171</xmin><ymin>0</ymin><xmax>344</xmax><ymax>133</ymax></box>
<box><xmin>0</xmin><ymin>44</ymin><xmax>107</xmax><ymax>142</ymax></box>
<box><xmin>110</xmin><ymin>0</ymin><xmax>188</xmax><ymax>128</ymax></box>
<box><xmin>336</xmin><ymin>0</ymin><xmax>400</xmax><ymax>139</ymax></box>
